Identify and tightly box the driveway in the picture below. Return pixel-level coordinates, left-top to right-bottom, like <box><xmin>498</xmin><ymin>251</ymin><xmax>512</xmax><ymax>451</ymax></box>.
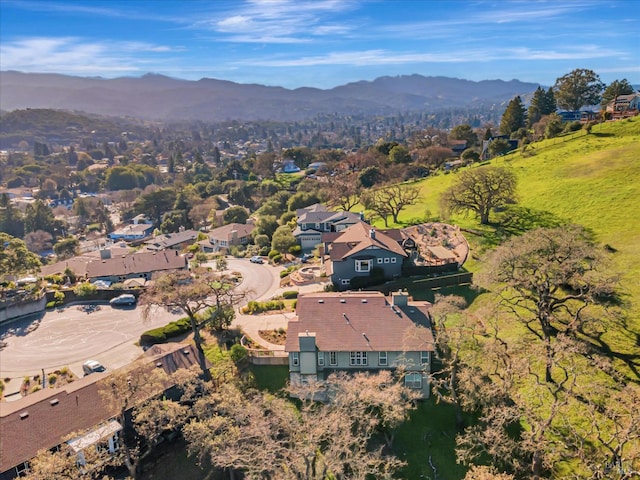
<box><xmin>0</xmin><ymin>258</ymin><xmax>284</xmax><ymax>386</ymax></box>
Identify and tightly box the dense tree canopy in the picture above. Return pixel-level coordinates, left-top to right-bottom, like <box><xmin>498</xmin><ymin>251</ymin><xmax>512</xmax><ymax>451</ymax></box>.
<box><xmin>0</xmin><ymin>233</ymin><xmax>41</xmax><ymax>278</ymax></box>
<box><xmin>554</xmin><ymin>68</ymin><xmax>604</xmax><ymax>111</ymax></box>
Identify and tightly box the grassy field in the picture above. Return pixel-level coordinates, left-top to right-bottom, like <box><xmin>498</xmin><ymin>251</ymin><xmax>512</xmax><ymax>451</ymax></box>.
<box><xmin>382</xmin><ymin>118</ymin><xmax>640</xmax><ymax>356</ymax></box>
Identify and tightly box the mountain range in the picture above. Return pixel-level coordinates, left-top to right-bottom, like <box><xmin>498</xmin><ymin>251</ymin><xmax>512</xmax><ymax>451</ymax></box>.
<box><xmin>0</xmin><ymin>71</ymin><xmax>540</xmax><ymax>123</ymax></box>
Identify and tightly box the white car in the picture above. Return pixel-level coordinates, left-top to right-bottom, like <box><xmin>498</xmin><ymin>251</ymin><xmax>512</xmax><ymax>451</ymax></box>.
<box><xmin>249</xmin><ymin>256</ymin><xmax>264</xmax><ymax>264</ymax></box>
<box><xmin>109</xmin><ymin>294</ymin><xmax>136</xmax><ymax>306</ymax></box>
<box><xmin>82</xmin><ymin>360</ymin><xmax>106</xmax><ymax>376</ymax></box>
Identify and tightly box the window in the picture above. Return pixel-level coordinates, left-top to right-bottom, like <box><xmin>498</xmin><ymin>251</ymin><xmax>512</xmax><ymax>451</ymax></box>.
<box><xmin>377</xmin><ymin>257</ymin><xmax>383</xmax><ymax>264</ymax></box>
<box><xmin>341</xmin><ymin>279</ymin><xmax>351</xmax><ymax>285</ymax></box>
<box><xmin>16</xmin><ymin>462</ymin><xmax>29</xmax><ymax>477</ymax></box>
<box><xmin>379</xmin><ymin>351</ymin><xmax>388</xmax><ymax>366</ymax></box>
<box><xmin>404</xmin><ymin>372</ymin><xmax>422</xmax><ymax>389</ymax></box>
<box><xmin>391</xmin><ymin>257</ymin><xmax>397</xmax><ymax>263</ymax></box>
<box><xmin>350</xmin><ymin>351</ymin><xmax>368</xmax><ymax>366</ymax></box>
<box><xmin>355</xmin><ymin>259</ymin><xmax>372</xmax><ymax>272</ymax></box>
<box><xmin>291</xmin><ymin>352</ymin><xmax>299</xmax><ymax>366</ymax></box>
<box><xmin>384</xmin><ymin>257</ymin><xmax>390</xmax><ymax>263</ymax></box>
<box><xmin>318</xmin><ymin>352</ymin><xmax>325</xmax><ymax>366</ymax></box>
<box><xmin>329</xmin><ymin>351</ymin><xmax>337</xmax><ymax>366</ymax></box>
<box><xmin>421</xmin><ymin>351</ymin><xmax>430</xmax><ymax>366</ymax></box>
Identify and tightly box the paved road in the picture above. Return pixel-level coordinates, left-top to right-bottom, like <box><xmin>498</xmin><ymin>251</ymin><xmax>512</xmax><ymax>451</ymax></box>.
<box><xmin>0</xmin><ymin>258</ymin><xmax>284</xmax><ymax>384</ymax></box>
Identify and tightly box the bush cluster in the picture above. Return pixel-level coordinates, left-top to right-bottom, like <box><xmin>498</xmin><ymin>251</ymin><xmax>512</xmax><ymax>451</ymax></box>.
<box><xmin>282</xmin><ymin>290</ymin><xmax>298</xmax><ymax>299</ymax></box>
<box><xmin>242</xmin><ymin>300</ymin><xmax>285</xmax><ymax>314</ymax></box>
<box><xmin>140</xmin><ymin>317</ymin><xmax>191</xmax><ymax>345</ymax></box>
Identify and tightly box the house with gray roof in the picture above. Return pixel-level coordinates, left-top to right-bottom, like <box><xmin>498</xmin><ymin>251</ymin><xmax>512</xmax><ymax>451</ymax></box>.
<box><xmin>293</xmin><ymin>203</ymin><xmax>363</xmax><ymax>250</ymax></box>
<box><xmin>324</xmin><ymin>221</ymin><xmax>407</xmax><ymax>289</ymax></box>
<box><xmin>284</xmin><ymin>291</ymin><xmax>434</xmax><ymax>398</ymax></box>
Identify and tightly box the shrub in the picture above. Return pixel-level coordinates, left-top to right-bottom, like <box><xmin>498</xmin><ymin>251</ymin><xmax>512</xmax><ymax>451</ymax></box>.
<box><xmin>268</xmin><ymin>250</ymin><xmax>279</xmax><ymax>259</ymax></box>
<box><xmin>242</xmin><ymin>300</ymin><xmax>285</xmax><ymax>314</ymax></box>
<box><xmin>53</xmin><ymin>290</ymin><xmax>65</xmax><ymax>303</ymax></box>
<box><xmin>73</xmin><ymin>282</ymin><xmax>97</xmax><ymax>297</ymax></box>
<box><xmin>46</xmin><ymin>301</ymin><xmax>56</xmax><ymax>309</ymax></box>
<box><xmin>282</xmin><ymin>290</ymin><xmax>298</xmax><ymax>299</ymax></box>
<box><xmin>230</xmin><ymin>344</ymin><xmax>248</xmax><ymax>362</ymax></box>
<box><xmin>48</xmin><ymin>374</ymin><xmax>57</xmax><ymax>385</ymax></box>
<box><xmin>272</xmin><ymin>254</ymin><xmax>283</xmax><ymax>264</ymax></box>
<box><xmin>289</xmin><ymin>245</ymin><xmax>301</xmax><ymax>255</ymax></box>
<box><xmin>140</xmin><ymin>317</ymin><xmax>191</xmax><ymax>345</ymax></box>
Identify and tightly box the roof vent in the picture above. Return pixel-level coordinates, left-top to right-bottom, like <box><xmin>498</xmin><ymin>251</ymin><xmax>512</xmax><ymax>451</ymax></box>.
<box><xmin>50</xmin><ymin>399</ymin><xmax>59</xmax><ymax>406</ymax></box>
<box><xmin>318</xmin><ymin>299</ymin><xmax>324</xmax><ymax>303</ymax></box>
<box><xmin>182</xmin><ymin>349</ymin><xmax>190</xmax><ymax>355</ymax></box>
<box><xmin>343</xmin><ymin>313</ymin><xmax>350</xmax><ymax>324</ymax></box>
<box><xmin>362</xmin><ymin>333</ymin><xmax>370</xmax><ymax>344</ymax></box>
<box><xmin>340</xmin><ymin>299</ymin><xmax>346</xmax><ymax>303</ymax></box>
<box><xmin>19</xmin><ymin>412</ymin><xmax>29</xmax><ymax>420</ymax></box>
<box><xmin>156</xmin><ymin>362</ymin><xmax>163</xmax><ymax>368</ymax></box>
<box><xmin>361</xmin><ymin>299</ymin><xmax>367</xmax><ymax>303</ymax></box>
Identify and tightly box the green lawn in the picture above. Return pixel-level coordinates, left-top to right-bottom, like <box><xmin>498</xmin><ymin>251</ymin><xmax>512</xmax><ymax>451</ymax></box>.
<box><xmin>394</xmin><ymin>398</ymin><xmax>469</xmax><ymax>480</ymax></box>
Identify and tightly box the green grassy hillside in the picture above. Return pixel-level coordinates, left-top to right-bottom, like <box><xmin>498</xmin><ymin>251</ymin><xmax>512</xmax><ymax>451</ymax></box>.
<box><xmin>392</xmin><ymin>116</ymin><xmax>640</xmax><ymax>354</ymax></box>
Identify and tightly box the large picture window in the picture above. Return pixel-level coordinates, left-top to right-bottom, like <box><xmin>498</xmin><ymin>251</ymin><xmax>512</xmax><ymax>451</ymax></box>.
<box><xmin>355</xmin><ymin>259</ymin><xmax>372</xmax><ymax>272</ymax></box>
<box><xmin>350</xmin><ymin>351</ymin><xmax>368</xmax><ymax>366</ymax></box>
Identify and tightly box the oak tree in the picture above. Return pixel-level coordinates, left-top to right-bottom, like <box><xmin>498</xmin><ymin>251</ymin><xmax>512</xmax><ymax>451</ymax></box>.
<box><xmin>441</xmin><ymin>166</ymin><xmax>517</xmax><ymax>225</ymax></box>
<box><xmin>140</xmin><ymin>269</ymin><xmax>248</xmax><ymax>381</ymax></box>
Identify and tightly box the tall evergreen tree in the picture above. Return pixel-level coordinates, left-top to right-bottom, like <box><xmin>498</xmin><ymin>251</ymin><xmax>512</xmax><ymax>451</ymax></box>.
<box><xmin>542</xmin><ymin>87</ymin><xmax>557</xmax><ymax>114</ymax></box>
<box><xmin>499</xmin><ymin>96</ymin><xmax>526</xmax><ymax>136</ymax></box>
<box><xmin>601</xmin><ymin>79</ymin><xmax>635</xmax><ymax>105</ymax></box>
<box><xmin>528</xmin><ymin>87</ymin><xmax>545</xmax><ymax>127</ymax></box>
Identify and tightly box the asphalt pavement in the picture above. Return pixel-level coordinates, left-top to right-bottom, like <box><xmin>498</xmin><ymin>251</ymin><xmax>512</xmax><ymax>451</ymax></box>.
<box><xmin>0</xmin><ymin>257</ymin><xmax>328</xmax><ymax>400</ymax></box>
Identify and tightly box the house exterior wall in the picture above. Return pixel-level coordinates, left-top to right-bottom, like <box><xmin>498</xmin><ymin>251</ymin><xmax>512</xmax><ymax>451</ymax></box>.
<box><xmin>289</xmin><ymin>350</ymin><xmax>430</xmax><ymax>398</ymax></box>
<box><xmin>330</xmin><ymin>248</ymin><xmax>404</xmax><ymax>288</ymax></box>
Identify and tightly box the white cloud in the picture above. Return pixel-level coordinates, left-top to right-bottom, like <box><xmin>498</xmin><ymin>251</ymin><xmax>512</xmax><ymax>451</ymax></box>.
<box><xmin>238</xmin><ymin>44</ymin><xmax>623</xmax><ymax>67</ymax></box>
<box><xmin>0</xmin><ymin>37</ymin><xmax>177</xmax><ymax>75</ymax></box>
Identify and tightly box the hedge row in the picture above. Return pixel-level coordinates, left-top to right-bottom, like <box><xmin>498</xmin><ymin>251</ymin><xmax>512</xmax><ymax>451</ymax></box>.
<box><xmin>242</xmin><ymin>300</ymin><xmax>285</xmax><ymax>314</ymax></box>
<box><xmin>140</xmin><ymin>317</ymin><xmax>192</xmax><ymax>345</ymax></box>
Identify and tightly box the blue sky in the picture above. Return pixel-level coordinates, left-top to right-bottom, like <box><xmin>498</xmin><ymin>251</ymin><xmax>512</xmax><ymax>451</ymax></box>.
<box><xmin>0</xmin><ymin>0</ymin><xmax>638</xmax><ymax>89</ymax></box>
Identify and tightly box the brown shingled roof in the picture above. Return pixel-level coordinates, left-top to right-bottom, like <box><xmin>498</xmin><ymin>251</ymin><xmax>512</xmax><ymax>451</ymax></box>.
<box><xmin>0</xmin><ymin>344</ymin><xmax>202</xmax><ymax>473</ymax></box>
<box><xmin>86</xmin><ymin>250</ymin><xmax>187</xmax><ymax>278</ymax></box>
<box><xmin>328</xmin><ymin>221</ymin><xmax>407</xmax><ymax>260</ymax></box>
<box><xmin>285</xmin><ymin>292</ymin><xmax>433</xmax><ymax>353</ymax></box>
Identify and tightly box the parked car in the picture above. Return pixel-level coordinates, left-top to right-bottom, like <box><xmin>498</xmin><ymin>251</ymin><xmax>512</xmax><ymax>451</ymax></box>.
<box><xmin>249</xmin><ymin>256</ymin><xmax>264</xmax><ymax>264</ymax></box>
<box><xmin>301</xmin><ymin>253</ymin><xmax>313</xmax><ymax>263</ymax></box>
<box><xmin>82</xmin><ymin>360</ymin><xmax>106</xmax><ymax>376</ymax></box>
<box><xmin>109</xmin><ymin>294</ymin><xmax>136</xmax><ymax>306</ymax></box>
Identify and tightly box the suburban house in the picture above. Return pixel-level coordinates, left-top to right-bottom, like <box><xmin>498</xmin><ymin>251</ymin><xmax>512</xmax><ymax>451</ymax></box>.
<box><xmin>0</xmin><ymin>344</ymin><xmax>202</xmax><ymax>480</ymax></box>
<box><xmin>143</xmin><ymin>229</ymin><xmax>198</xmax><ymax>252</ymax></box>
<box><xmin>606</xmin><ymin>93</ymin><xmax>640</xmax><ymax>119</ymax></box>
<box><xmin>481</xmin><ymin>135</ymin><xmax>519</xmax><ymax>160</ymax></box>
<box><xmin>284</xmin><ymin>291</ymin><xmax>434</xmax><ymax>398</ymax></box>
<box><xmin>293</xmin><ymin>204</ymin><xmax>363</xmax><ymax>250</ymax></box>
<box><xmin>86</xmin><ymin>249</ymin><xmax>188</xmax><ymax>284</ymax></box>
<box><xmin>323</xmin><ymin>221</ymin><xmax>407</xmax><ymax>289</ymax></box>
<box><xmin>108</xmin><ymin>215</ymin><xmax>154</xmax><ymax>242</ymax></box>
<box><xmin>199</xmin><ymin>223</ymin><xmax>255</xmax><ymax>253</ymax></box>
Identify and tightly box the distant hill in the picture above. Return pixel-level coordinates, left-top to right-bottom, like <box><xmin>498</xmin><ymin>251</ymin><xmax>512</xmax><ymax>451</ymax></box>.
<box><xmin>0</xmin><ymin>108</ymin><xmax>150</xmax><ymax>148</ymax></box>
<box><xmin>0</xmin><ymin>71</ymin><xmax>539</xmax><ymax>122</ymax></box>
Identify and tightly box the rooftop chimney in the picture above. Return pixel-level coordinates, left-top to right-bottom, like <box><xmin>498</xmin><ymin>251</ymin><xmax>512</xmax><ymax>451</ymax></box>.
<box><xmin>391</xmin><ymin>289</ymin><xmax>408</xmax><ymax>307</ymax></box>
<box><xmin>99</xmin><ymin>248</ymin><xmax>112</xmax><ymax>260</ymax></box>
<box><xmin>369</xmin><ymin>229</ymin><xmax>376</xmax><ymax>239</ymax></box>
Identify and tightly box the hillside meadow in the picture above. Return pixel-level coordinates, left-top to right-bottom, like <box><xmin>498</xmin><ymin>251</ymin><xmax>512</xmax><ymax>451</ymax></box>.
<box><xmin>381</xmin><ymin>116</ymin><xmax>640</xmax><ymax>362</ymax></box>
